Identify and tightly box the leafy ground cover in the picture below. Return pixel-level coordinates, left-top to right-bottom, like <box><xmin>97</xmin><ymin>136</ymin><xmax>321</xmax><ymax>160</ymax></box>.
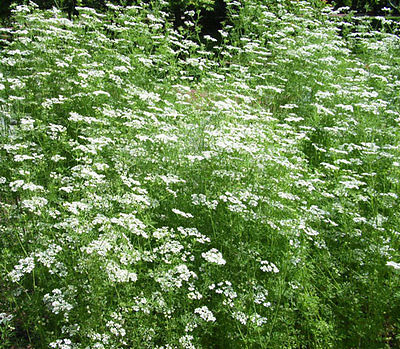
<box><xmin>1</xmin><ymin>1</ymin><xmax>400</xmax><ymax>348</ymax></box>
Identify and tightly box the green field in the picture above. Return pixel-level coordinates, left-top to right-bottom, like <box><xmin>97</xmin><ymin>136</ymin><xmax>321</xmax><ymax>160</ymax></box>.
<box><xmin>1</xmin><ymin>1</ymin><xmax>400</xmax><ymax>348</ymax></box>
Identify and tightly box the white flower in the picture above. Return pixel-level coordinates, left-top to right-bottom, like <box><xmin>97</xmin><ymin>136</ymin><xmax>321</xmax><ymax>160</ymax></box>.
<box><xmin>172</xmin><ymin>208</ymin><xmax>193</xmax><ymax>218</ymax></box>
<box><xmin>179</xmin><ymin>334</ymin><xmax>196</xmax><ymax>349</ymax></box>
<box><xmin>260</xmin><ymin>261</ymin><xmax>279</xmax><ymax>273</ymax></box>
<box><xmin>0</xmin><ymin>312</ymin><xmax>14</xmax><ymax>325</ymax></box>
<box><xmin>218</xmin><ymin>29</ymin><xmax>228</xmax><ymax>38</ymax></box>
<box><xmin>387</xmin><ymin>261</ymin><xmax>400</xmax><ymax>270</ymax></box>
<box><xmin>20</xmin><ymin>117</ymin><xmax>35</xmax><ymax>131</ymax></box>
<box><xmin>43</xmin><ymin>289</ymin><xmax>73</xmax><ymax>315</ymax></box>
<box><xmin>106</xmin><ymin>319</ymin><xmax>126</xmax><ymax>337</ymax></box>
<box><xmin>232</xmin><ymin>311</ymin><xmax>248</xmax><ymax>325</ymax></box>
<box><xmin>92</xmin><ymin>90</ymin><xmax>110</xmax><ymax>97</ymax></box>
<box><xmin>8</xmin><ymin>257</ymin><xmax>35</xmax><ymax>282</ymax></box>
<box><xmin>9</xmin><ymin>180</ymin><xmax>24</xmax><ymax>191</ymax></box>
<box><xmin>106</xmin><ymin>261</ymin><xmax>137</xmax><ymax>283</ymax></box>
<box><xmin>250</xmin><ymin>313</ymin><xmax>268</xmax><ymax>326</ymax></box>
<box><xmin>187</xmin><ymin>290</ymin><xmax>203</xmax><ymax>300</ymax></box>
<box><xmin>194</xmin><ymin>306</ymin><xmax>216</xmax><ymax>322</ymax></box>
<box><xmin>49</xmin><ymin>339</ymin><xmax>75</xmax><ymax>349</ymax></box>
<box><xmin>204</xmin><ymin>35</ymin><xmax>217</xmax><ymax>42</ymax></box>
<box><xmin>202</xmin><ymin>249</ymin><xmax>226</xmax><ymax>265</ymax></box>
<box><xmin>278</xmin><ymin>192</ymin><xmax>300</xmax><ymax>201</ymax></box>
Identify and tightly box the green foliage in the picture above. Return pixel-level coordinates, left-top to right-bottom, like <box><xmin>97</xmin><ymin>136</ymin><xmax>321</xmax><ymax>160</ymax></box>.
<box><xmin>333</xmin><ymin>0</ymin><xmax>400</xmax><ymax>13</ymax></box>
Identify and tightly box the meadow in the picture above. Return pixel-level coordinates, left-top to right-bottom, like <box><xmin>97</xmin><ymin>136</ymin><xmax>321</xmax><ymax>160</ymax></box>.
<box><xmin>1</xmin><ymin>1</ymin><xmax>400</xmax><ymax>348</ymax></box>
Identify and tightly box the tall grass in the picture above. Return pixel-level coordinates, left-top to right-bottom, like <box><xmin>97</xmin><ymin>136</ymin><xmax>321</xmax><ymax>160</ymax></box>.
<box><xmin>1</xmin><ymin>1</ymin><xmax>400</xmax><ymax>348</ymax></box>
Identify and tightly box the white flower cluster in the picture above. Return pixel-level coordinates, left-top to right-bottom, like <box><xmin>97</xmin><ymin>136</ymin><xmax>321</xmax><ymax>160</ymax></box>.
<box><xmin>158</xmin><ymin>174</ymin><xmax>186</xmax><ymax>186</ymax></box>
<box><xmin>69</xmin><ymin>112</ymin><xmax>107</xmax><ymax>125</ymax></box>
<box><xmin>49</xmin><ymin>339</ymin><xmax>76</xmax><ymax>349</ymax></box>
<box><xmin>20</xmin><ymin>117</ymin><xmax>35</xmax><ymax>131</ymax></box>
<box><xmin>106</xmin><ymin>320</ymin><xmax>126</xmax><ymax>337</ymax></box>
<box><xmin>219</xmin><ymin>192</ymin><xmax>247</xmax><ymax>214</ymax></box>
<box><xmin>21</xmin><ymin>196</ymin><xmax>48</xmax><ymax>215</ymax></box>
<box><xmin>172</xmin><ymin>208</ymin><xmax>194</xmax><ymax>218</ymax></box>
<box><xmin>250</xmin><ymin>313</ymin><xmax>268</xmax><ymax>327</ymax></box>
<box><xmin>194</xmin><ymin>306</ymin><xmax>216</xmax><ymax>322</ymax></box>
<box><xmin>43</xmin><ymin>289</ymin><xmax>73</xmax><ymax>315</ymax></box>
<box><xmin>187</xmin><ymin>286</ymin><xmax>203</xmax><ymax>300</ymax></box>
<box><xmin>209</xmin><ymin>281</ymin><xmax>237</xmax><ymax>307</ymax></box>
<box><xmin>87</xmin><ymin>332</ymin><xmax>111</xmax><ymax>348</ymax></box>
<box><xmin>63</xmin><ymin>201</ymin><xmax>90</xmax><ymax>215</ymax></box>
<box><xmin>177</xmin><ymin>227</ymin><xmax>210</xmax><ymax>244</ymax></box>
<box><xmin>8</xmin><ymin>256</ymin><xmax>35</xmax><ymax>282</ymax></box>
<box><xmin>110</xmin><ymin>213</ymin><xmax>148</xmax><ymax>238</ymax></box>
<box><xmin>35</xmin><ymin>244</ymin><xmax>66</xmax><ymax>276</ymax></box>
<box><xmin>278</xmin><ymin>191</ymin><xmax>300</xmax><ymax>201</ymax></box>
<box><xmin>81</xmin><ymin>236</ymin><xmax>114</xmax><ymax>257</ymax></box>
<box><xmin>156</xmin><ymin>239</ymin><xmax>184</xmax><ymax>255</ymax></box>
<box><xmin>51</xmin><ymin>154</ymin><xmax>66</xmax><ymax>162</ymax></box>
<box><xmin>179</xmin><ymin>334</ymin><xmax>196</xmax><ymax>349</ymax></box>
<box><xmin>201</xmin><ymin>248</ymin><xmax>226</xmax><ymax>265</ymax></box>
<box><xmin>47</xmin><ymin>123</ymin><xmax>66</xmax><ymax>139</ymax></box>
<box><xmin>153</xmin><ymin>227</ymin><xmax>171</xmax><ymax>240</ymax></box>
<box><xmin>71</xmin><ymin>165</ymin><xmax>106</xmax><ymax>186</ymax></box>
<box><xmin>387</xmin><ymin>261</ymin><xmax>400</xmax><ymax>269</ymax></box>
<box><xmin>253</xmin><ymin>285</ymin><xmax>271</xmax><ymax>307</ymax></box>
<box><xmin>105</xmin><ymin>261</ymin><xmax>137</xmax><ymax>283</ymax></box>
<box><xmin>61</xmin><ymin>323</ymin><xmax>80</xmax><ymax>336</ymax></box>
<box><xmin>232</xmin><ymin>311</ymin><xmax>248</xmax><ymax>325</ymax></box>
<box><xmin>191</xmin><ymin>193</ymin><xmax>218</xmax><ymax>210</ymax></box>
<box><xmin>184</xmin><ymin>321</ymin><xmax>198</xmax><ymax>334</ymax></box>
<box><xmin>35</xmin><ymin>244</ymin><xmax>62</xmax><ymax>266</ymax></box>
<box><xmin>9</xmin><ymin>180</ymin><xmax>43</xmax><ymax>192</ymax></box>
<box><xmin>260</xmin><ymin>260</ymin><xmax>279</xmax><ymax>273</ymax></box>
<box><xmin>0</xmin><ymin>312</ymin><xmax>14</xmax><ymax>325</ymax></box>
<box><xmin>132</xmin><ymin>296</ymin><xmax>151</xmax><ymax>314</ymax></box>
<box><xmin>155</xmin><ymin>264</ymin><xmax>196</xmax><ymax>290</ymax></box>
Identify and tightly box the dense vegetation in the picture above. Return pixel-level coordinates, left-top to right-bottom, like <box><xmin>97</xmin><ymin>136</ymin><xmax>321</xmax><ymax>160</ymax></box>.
<box><xmin>1</xmin><ymin>0</ymin><xmax>399</xmax><ymax>20</ymax></box>
<box><xmin>333</xmin><ymin>0</ymin><xmax>399</xmax><ymax>13</ymax></box>
<box><xmin>1</xmin><ymin>1</ymin><xmax>400</xmax><ymax>348</ymax></box>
